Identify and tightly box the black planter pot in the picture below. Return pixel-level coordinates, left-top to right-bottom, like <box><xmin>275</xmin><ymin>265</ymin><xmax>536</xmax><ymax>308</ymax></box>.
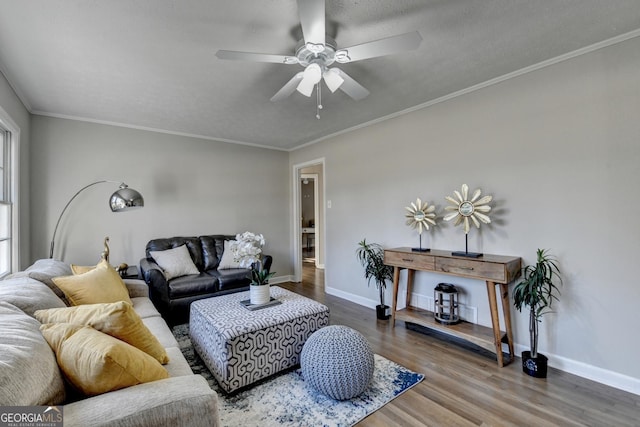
<box><xmin>376</xmin><ymin>305</ymin><xmax>390</xmax><ymax>320</ymax></box>
<box><xmin>522</xmin><ymin>351</ymin><xmax>548</xmax><ymax>378</ymax></box>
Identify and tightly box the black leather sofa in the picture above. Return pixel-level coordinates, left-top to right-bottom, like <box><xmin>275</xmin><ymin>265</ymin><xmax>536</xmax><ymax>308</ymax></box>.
<box><xmin>139</xmin><ymin>235</ymin><xmax>273</xmax><ymax>325</ymax></box>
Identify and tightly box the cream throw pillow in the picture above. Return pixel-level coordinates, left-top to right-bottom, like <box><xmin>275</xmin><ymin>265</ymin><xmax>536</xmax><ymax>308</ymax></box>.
<box><xmin>35</xmin><ymin>301</ymin><xmax>169</xmax><ymax>364</ymax></box>
<box><xmin>40</xmin><ymin>323</ymin><xmax>169</xmax><ymax>397</ymax></box>
<box><xmin>52</xmin><ymin>259</ymin><xmax>131</xmax><ymax>306</ymax></box>
<box><xmin>218</xmin><ymin>240</ymin><xmax>242</xmax><ymax>269</ymax></box>
<box><xmin>149</xmin><ymin>244</ymin><xmax>199</xmax><ymax>280</ymax></box>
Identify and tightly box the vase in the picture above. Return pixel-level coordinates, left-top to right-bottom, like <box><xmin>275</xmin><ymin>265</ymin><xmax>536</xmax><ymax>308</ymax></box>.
<box><xmin>250</xmin><ymin>284</ymin><xmax>270</xmax><ymax>305</ymax></box>
<box><xmin>521</xmin><ymin>351</ymin><xmax>548</xmax><ymax>378</ymax></box>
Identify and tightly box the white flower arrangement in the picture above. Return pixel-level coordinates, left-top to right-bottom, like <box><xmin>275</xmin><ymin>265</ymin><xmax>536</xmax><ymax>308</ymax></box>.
<box><xmin>229</xmin><ymin>231</ymin><xmax>274</xmax><ymax>286</ymax></box>
<box><xmin>229</xmin><ymin>231</ymin><xmax>265</xmax><ymax>268</ymax></box>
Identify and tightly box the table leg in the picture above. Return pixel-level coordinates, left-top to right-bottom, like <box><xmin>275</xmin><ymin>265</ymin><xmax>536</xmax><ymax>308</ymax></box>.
<box><xmin>391</xmin><ymin>267</ymin><xmax>401</xmax><ymax>327</ymax></box>
<box><xmin>486</xmin><ymin>281</ymin><xmax>504</xmax><ymax>367</ymax></box>
<box><xmin>406</xmin><ymin>269</ymin><xmax>415</xmax><ymax>308</ymax></box>
<box><xmin>500</xmin><ymin>283</ymin><xmax>515</xmax><ymax>363</ymax></box>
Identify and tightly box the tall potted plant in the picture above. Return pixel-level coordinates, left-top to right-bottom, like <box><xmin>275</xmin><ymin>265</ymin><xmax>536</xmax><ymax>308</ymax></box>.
<box><xmin>356</xmin><ymin>239</ymin><xmax>394</xmax><ymax>320</ymax></box>
<box><xmin>513</xmin><ymin>248</ymin><xmax>562</xmax><ymax>378</ymax></box>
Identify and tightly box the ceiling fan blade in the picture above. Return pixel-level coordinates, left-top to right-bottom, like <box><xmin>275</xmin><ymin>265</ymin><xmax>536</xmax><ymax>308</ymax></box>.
<box><xmin>334</xmin><ymin>69</ymin><xmax>369</xmax><ymax>101</ymax></box>
<box><xmin>297</xmin><ymin>0</ymin><xmax>325</xmax><ymax>46</ymax></box>
<box><xmin>271</xmin><ymin>72</ymin><xmax>305</xmax><ymax>102</ymax></box>
<box><xmin>216</xmin><ymin>50</ymin><xmax>298</xmax><ymax>64</ymax></box>
<box><xmin>335</xmin><ymin>31</ymin><xmax>422</xmax><ymax>63</ymax></box>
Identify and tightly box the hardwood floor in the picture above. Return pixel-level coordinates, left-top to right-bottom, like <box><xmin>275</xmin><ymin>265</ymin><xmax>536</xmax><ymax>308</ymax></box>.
<box><xmin>279</xmin><ymin>263</ymin><xmax>640</xmax><ymax>426</ymax></box>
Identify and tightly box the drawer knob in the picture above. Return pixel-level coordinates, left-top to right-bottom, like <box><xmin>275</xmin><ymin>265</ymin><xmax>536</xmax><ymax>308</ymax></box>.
<box><xmin>459</xmin><ymin>266</ymin><xmax>475</xmax><ymax>271</ymax></box>
<box><xmin>402</xmin><ymin>258</ymin><xmax>414</xmax><ymax>262</ymax></box>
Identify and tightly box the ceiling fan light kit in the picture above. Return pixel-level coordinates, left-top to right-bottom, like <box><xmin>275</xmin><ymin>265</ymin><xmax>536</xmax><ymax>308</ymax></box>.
<box><xmin>215</xmin><ymin>0</ymin><xmax>422</xmax><ymax>118</ymax></box>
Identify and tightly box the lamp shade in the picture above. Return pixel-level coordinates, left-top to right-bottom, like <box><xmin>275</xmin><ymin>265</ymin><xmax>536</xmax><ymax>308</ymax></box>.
<box><xmin>110</xmin><ymin>184</ymin><xmax>144</xmax><ymax>212</ymax></box>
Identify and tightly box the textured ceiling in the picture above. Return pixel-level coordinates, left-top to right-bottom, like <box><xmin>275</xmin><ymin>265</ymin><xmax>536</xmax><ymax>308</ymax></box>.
<box><xmin>0</xmin><ymin>0</ymin><xmax>639</xmax><ymax>151</ymax></box>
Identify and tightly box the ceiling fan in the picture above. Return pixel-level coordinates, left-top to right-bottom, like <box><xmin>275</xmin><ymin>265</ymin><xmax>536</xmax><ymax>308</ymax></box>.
<box><xmin>215</xmin><ymin>0</ymin><xmax>422</xmax><ymax>118</ymax></box>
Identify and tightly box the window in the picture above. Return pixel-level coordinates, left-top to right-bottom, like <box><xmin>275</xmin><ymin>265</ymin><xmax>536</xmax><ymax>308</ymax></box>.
<box><xmin>0</xmin><ymin>107</ymin><xmax>19</xmax><ymax>277</ymax></box>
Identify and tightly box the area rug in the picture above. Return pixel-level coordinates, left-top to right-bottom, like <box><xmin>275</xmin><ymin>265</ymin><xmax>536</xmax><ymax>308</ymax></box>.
<box><xmin>172</xmin><ymin>324</ymin><xmax>424</xmax><ymax>427</ymax></box>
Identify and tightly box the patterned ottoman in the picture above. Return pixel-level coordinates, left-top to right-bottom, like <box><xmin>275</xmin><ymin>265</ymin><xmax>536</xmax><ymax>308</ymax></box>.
<box><xmin>189</xmin><ymin>286</ymin><xmax>329</xmax><ymax>393</ymax></box>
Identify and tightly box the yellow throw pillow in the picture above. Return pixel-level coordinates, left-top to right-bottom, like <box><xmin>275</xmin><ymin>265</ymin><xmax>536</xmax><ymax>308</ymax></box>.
<box><xmin>53</xmin><ymin>260</ymin><xmax>131</xmax><ymax>306</ymax></box>
<box><xmin>35</xmin><ymin>301</ymin><xmax>169</xmax><ymax>364</ymax></box>
<box><xmin>70</xmin><ymin>264</ymin><xmax>95</xmax><ymax>275</ymax></box>
<box><xmin>40</xmin><ymin>323</ymin><xmax>169</xmax><ymax>397</ymax></box>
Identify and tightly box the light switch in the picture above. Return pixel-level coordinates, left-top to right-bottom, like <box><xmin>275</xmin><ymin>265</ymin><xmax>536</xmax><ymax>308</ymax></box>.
<box><xmin>327</xmin><ymin>200</ymin><xmax>332</xmax><ymax>209</ymax></box>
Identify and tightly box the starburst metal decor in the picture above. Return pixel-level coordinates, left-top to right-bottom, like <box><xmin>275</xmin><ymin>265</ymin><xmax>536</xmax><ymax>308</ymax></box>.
<box><xmin>405</xmin><ymin>198</ymin><xmax>436</xmax><ymax>252</ymax></box>
<box><xmin>444</xmin><ymin>184</ymin><xmax>492</xmax><ymax>258</ymax></box>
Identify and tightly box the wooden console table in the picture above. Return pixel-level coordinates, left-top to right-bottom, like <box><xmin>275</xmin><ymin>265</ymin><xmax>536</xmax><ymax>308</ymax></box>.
<box><xmin>384</xmin><ymin>247</ymin><xmax>521</xmax><ymax>367</ymax></box>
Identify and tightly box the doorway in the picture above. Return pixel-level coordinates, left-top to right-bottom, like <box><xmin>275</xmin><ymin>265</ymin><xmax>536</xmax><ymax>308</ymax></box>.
<box><xmin>292</xmin><ymin>159</ymin><xmax>325</xmax><ymax>284</ymax></box>
<box><xmin>300</xmin><ymin>173</ymin><xmax>318</xmax><ymax>264</ymax></box>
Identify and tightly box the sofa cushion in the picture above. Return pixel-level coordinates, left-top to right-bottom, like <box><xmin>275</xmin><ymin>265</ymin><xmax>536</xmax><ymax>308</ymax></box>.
<box><xmin>209</xmin><ymin>268</ymin><xmax>251</xmax><ymax>291</ymax></box>
<box><xmin>35</xmin><ymin>301</ymin><xmax>169</xmax><ymax>364</ymax></box>
<box><xmin>168</xmin><ymin>273</ymin><xmax>218</xmax><ymax>298</ymax></box>
<box><xmin>0</xmin><ymin>277</ymin><xmax>66</xmax><ymax>316</ymax></box>
<box><xmin>53</xmin><ymin>260</ymin><xmax>132</xmax><ymax>306</ymax></box>
<box><xmin>40</xmin><ymin>323</ymin><xmax>169</xmax><ymax>397</ymax></box>
<box><xmin>130</xmin><ymin>296</ymin><xmax>161</xmax><ymax>319</ymax></box>
<box><xmin>4</xmin><ymin>259</ymin><xmax>72</xmax><ymax>306</ymax></box>
<box><xmin>0</xmin><ymin>302</ymin><xmax>66</xmax><ymax>405</ymax></box>
<box><xmin>142</xmin><ymin>316</ymin><xmax>179</xmax><ymax>348</ymax></box>
<box><xmin>149</xmin><ymin>245</ymin><xmax>200</xmax><ymax>281</ymax></box>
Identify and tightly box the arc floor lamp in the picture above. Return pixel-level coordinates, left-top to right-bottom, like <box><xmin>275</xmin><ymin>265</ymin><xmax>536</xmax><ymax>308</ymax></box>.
<box><xmin>49</xmin><ymin>180</ymin><xmax>144</xmax><ymax>259</ymax></box>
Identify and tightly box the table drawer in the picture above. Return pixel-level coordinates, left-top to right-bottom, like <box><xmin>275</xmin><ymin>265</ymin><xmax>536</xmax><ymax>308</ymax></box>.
<box><xmin>384</xmin><ymin>251</ymin><xmax>435</xmax><ymax>270</ymax></box>
<box><xmin>435</xmin><ymin>258</ymin><xmax>505</xmax><ymax>282</ymax></box>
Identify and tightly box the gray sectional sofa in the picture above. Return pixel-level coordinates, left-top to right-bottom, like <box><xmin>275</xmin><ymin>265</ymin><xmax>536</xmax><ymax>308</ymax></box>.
<box><xmin>0</xmin><ymin>259</ymin><xmax>219</xmax><ymax>427</ymax></box>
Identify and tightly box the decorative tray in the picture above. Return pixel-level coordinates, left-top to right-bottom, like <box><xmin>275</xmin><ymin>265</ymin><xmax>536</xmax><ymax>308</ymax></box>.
<box><xmin>239</xmin><ymin>297</ymin><xmax>281</xmax><ymax>311</ymax></box>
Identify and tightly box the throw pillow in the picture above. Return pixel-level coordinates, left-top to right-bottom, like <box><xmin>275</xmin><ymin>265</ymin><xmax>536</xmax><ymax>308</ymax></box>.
<box><xmin>5</xmin><ymin>259</ymin><xmax>73</xmax><ymax>306</ymax></box>
<box><xmin>52</xmin><ymin>259</ymin><xmax>131</xmax><ymax>306</ymax></box>
<box><xmin>0</xmin><ymin>302</ymin><xmax>66</xmax><ymax>405</ymax></box>
<box><xmin>149</xmin><ymin>244</ymin><xmax>199</xmax><ymax>280</ymax></box>
<box><xmin>218</xmin><ymin>240</ymin><xmax>242</xmax><ymax>269</ymax></box>
<box><xmin>40</xmin><ymin>323</ymin><xmax>169</xmax><ymax>397</ymax></box>
<box><xmin>70</xmin><ymin>264</ymin><xmax>96</xmax><ymax>275</ymax></box>
<box><xmin>0</xmin><ymin>277</ymin><xmax>66</xmax><ymax>316</ymax></box>
<box><xmin>35</xmin><ymin>301</ymin><xmax>169</xmax><ymax>364</ymax></box>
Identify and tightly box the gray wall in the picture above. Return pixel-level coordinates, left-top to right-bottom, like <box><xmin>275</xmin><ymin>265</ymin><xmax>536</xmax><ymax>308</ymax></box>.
<box><xmin>29</xmin><ymin>116</ymin><xmax>291</xmax><ymax>278</ymax></box>
<box><xmin>0</xmin><ymin>71</ymin><xmax>30</xmax><ymax>268</ymax></box>
<box><xmin>290</xmin><ymin>36</ymin><xmax>640</xmax><ymax>390</ymax></box>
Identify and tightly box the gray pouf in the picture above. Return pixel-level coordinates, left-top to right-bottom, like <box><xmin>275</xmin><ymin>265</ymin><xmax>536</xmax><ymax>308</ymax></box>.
<box><xmin>300</xmin><ymin>325</ymin><xmax>374</xmax><ymax>400</ymax></box>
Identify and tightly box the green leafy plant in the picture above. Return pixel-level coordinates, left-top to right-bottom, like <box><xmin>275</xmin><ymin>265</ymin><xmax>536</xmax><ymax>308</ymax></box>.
<box><xmin>356</xmin><ymin>239</ymin><xmax>394</xmax><ymax>307</ymax></box>
<box><xmin>250</xmin><ymin>267</ymin><xmax>276</xmax><ymax>286</ymax></box>
<box><xmin>513</xmin><ymin>248</ymin><xmax>562</xmax><ymax>358</ymax></box>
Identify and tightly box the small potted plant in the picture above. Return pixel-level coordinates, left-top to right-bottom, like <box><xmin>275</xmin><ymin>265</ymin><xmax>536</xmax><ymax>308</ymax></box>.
<box><xmin>231</xmin><ymin>232</ymin><xmax>275</xmax><ymax>305</ymax></box>
<box><xmin>513</xmin><ymin>248</ymin><xmax>562</xmax><ymax>378</ymax></box>
<box><xmin>356</xmin><ymin>239</ymin><xmax>394</xmax><ymax>320</ymax></box>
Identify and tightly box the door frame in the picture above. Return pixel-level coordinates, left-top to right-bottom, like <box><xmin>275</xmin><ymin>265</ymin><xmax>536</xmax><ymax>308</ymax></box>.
<box><xmin>292</xmin><ymin>158</ymin><xmax>325</xmax><ymax>282</ymax></box>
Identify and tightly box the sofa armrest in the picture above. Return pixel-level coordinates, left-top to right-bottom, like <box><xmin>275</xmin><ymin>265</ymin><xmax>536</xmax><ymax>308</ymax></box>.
<box><xmin>139</xmin><ymin>258</ymin><xmax>170</xmax><ymax>316</ymax></box>
<box><xmin>63</xmin><ymin>375</ymin><xmax>219</xmax><ymax>427</ymax></box>
<box><xmin>123</xmin><ymin>279</ymin><xmax>149</xmax><ymax>298</ymax></box>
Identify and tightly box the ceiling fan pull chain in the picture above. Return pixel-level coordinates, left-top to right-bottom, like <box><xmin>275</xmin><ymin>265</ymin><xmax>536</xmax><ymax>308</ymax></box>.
<box><xmin>316</xmin><ymin>83</ymin><xmax>322</xmax><ymax>119</ymax></box>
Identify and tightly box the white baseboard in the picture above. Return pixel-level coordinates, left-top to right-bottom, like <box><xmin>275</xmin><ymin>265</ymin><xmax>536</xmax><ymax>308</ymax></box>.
<box><xmin>269</xmin><ymin>275</ymin><xmax>294</xmax><ymax>284</ymax></box>
<box><xmin>326</xmin><ymin>287</ymin><xmax>640</xmax><ymax>396</ymax></box>
<box><xmin>325</xmin><ymin>286</ymin><xmax>378</xmax><ymax>309</ymax></box>
<box><xmin>512</xmin><ymin>342</ymin><xmax>640</xmax><ymax>396</ymax></box>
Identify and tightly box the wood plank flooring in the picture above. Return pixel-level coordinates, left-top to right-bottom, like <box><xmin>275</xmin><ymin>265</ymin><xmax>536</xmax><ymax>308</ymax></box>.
<box><xmin>278</xmin><ymin>263</ymin><xmax>640</xmax><ymax>426</ymax></box>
